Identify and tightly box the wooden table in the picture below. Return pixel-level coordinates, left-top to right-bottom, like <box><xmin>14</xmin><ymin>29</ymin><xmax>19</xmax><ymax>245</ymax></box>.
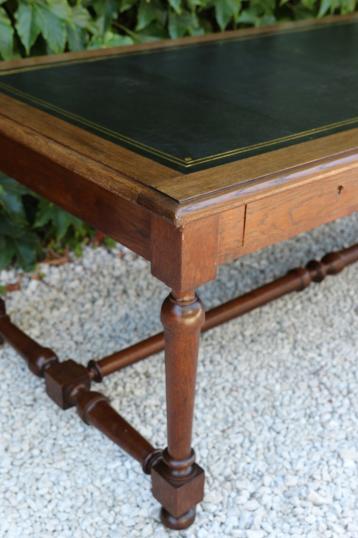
<box><xmin>0</xmin><ymin>14</ymin><xmax>357</xmax><ymax>530</ymax></box>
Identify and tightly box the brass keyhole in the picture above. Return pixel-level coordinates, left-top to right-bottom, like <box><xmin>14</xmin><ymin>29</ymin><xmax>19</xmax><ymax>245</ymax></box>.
<box><xmin>337</xmin><ymin>185</ymin><xmax>344</xmax><ymax>195</ymax></box>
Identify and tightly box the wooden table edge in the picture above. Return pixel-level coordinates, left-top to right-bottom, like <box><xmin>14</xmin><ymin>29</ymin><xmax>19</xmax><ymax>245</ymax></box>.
<box><xmin>0</xmin><ymin>93</ymin><xmax>357</xmax><ymax>228</ymax></box>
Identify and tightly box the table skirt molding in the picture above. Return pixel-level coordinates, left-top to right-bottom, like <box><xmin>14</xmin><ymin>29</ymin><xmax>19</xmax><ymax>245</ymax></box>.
<box><xmin>1</xmin><ymin>242</ymin><xmax>357</xmax><ymax>529</ymax></box>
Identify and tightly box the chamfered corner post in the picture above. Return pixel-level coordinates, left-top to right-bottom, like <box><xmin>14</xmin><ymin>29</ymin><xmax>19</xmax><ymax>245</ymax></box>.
<box><xmin>150</xmin><ymin>214</ymin><xmax>219</xmax><ymax>529</ymax></box>
<box><xmin>151</xmin><ymin>290</ymin><xmax>205</xmax><ymax>530</ymax></box>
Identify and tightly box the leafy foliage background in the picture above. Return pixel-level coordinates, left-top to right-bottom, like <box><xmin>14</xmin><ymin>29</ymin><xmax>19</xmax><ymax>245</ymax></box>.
<box><xmin>0</xmin><ymin>0</ymin><xmax>357</xmax><ymax>59</ymax></box>
<box><xmin>0</xmin><ymin>0</ymin><xmax>356</xmax><ymax>270</ymax></box>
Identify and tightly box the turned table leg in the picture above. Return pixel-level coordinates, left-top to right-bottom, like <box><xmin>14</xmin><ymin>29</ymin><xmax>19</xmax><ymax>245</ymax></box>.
<box><xmin>151</xmin><ymin>290</ymin><xmax>205</xmax><ymax>530</ymax></box>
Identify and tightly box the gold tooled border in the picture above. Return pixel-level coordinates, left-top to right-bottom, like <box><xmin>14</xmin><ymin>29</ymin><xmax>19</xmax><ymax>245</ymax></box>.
<box><xmin>0</xmin><ymin>18</ymin><xmax>357</xmax><ymax>169</ymax></box>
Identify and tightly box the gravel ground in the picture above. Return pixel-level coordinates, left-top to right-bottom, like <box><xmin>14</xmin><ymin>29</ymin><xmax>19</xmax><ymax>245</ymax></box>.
<box><xmin>0</xmin><ymin>213</ymin><xmax>357</xmax><ymax>538</ymax></box>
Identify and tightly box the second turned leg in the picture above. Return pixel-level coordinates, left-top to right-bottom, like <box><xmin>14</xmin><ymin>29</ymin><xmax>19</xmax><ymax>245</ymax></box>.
<box><xmin>151</xmin><ymin>290</ymin><xmax>205</xmax><ymax>530</ymax></box>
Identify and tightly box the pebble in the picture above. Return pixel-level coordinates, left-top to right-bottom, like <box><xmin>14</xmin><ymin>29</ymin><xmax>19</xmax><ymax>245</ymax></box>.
<box><xmin>339</xmin><ymin>448</ymin><xmax>358</xmax><ymax>465</ymax></box>
<box><xmin>246</xmin><ymin>531</ymin><xmax>265</xmax><ymax>538</ymax></box>
<box><xmin>307</xmin><ymin>491</ymin><xmax>332</xmax><ymax>506</ymax></box>
<box><xmin>245</xmin><ymin>500</ymin><xmax>260</xmax><ymax>511</ymax></box>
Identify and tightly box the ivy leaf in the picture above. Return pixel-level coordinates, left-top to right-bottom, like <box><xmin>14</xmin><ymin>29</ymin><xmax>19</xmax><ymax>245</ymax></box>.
<box><xmin>71</xmin><ymin>4</ymin><xmax>91</xmax><ymax>29</ymax></box>
<box><xmin>169</xmin><ymin>0</ymin><xmax>182</xmax><ymax>15</ymax></box>
<box><xmin>52</xmin><ymin>210</ymin><xmax>76</xmax><ymax>240</ymax></box>
<box><xmin>0</xmin><ymin>6</ymin><xmax>14</xmax><ymax>60</ymax></box>
<box><xmin>49</xmin><ymin>0</ymin><xmax>72</xmax><ymax>21</ymax></box>
<box><xmin>237</xmin><ymin>7</ymin><xmax>259</xmax><ymax>25</ymax></box>
<box><xmin>301</xmin><ymin>0</ymin><xmax>316</xmax><ymax>9</ymax></box>
<box><xmin>0</xmin><ymin>207</ymin><xmax>39</xmax><ymax>270</ymax></box>
<box><xmin>136</xmin><ymin>0</ymin><xmax>165</xmax><ymax>31</ymax></box>
<box><xmin>67</xmin><ymin>25</ymin><xmax>85</xmax><ymax>51</ymax></box>
<box><xmin>15</xmin><ymin>3</ymin><xmax>41</xmax><ymax>55</ymax></box>
<box><xmin>318</xmin><ymin>0</ymin><xmax>334</xmax><ymax>17</ymax></box>
<box><xmin>0</xmin><ymin>176</ymin><xmax>29</xmax><ymax>196</ymax></box>
<box><xmin>0</xmin><ymin>236</ymin><xmax>15</xmax><ymax>270</ymax></box>
<box><xmin>134</xmin><ymin>21</ymin><xmax>168</xmax><ymax>41</ymax></box>
<box><xmin>89</xmin><ymin>30</ymin><xmax>133</xmax><ymax>49</ymax></box>
<box><xmin>168</xmin><ymin>10</ymin><xmax>200</xmax><ymax>38</ymax></box>
<box><xmin>66</xmin><ymin>4</ymin><xmax>91</xmax><ymax>50</ymax></box>
<box><xmin>252</xmin><ymin>0</ymin><xmax>276</xmax><ymax>16</ymax></box>
<box><xmin>35</xmin><ymin>200</ymin><xmax>85</xmax><ymax>241</ymax></box>
<box><xmin>187</xmin><ymin>0</ymin><xmax>203</xmax><ymax>8</ymax></box>
<box><xmin>0</xmin><ymin>214</ymin><xmax>20</xmax><ymax>238</ymax></box>
<box><xmin>93</xmin><ymin>0</ymin><xmax>118</xmax><ymax>32</ymax></box>
<box><xmin>257</xmin><ymin>14</ymin><xmax>276</xmax><ymax>25</ymax></box>
<box><xmin>34</xmin><ymin>200</ymin><xmax>55</xmax><ymax>228</ymax></box>
<box><xmin>13</xmin><ymin>235</ymin><xmax>38</xmax><ymax>271</ymax></box>
<box><xmin>119</xmin><ymin>0</ymin><xmax>138</xmax><ymax>13</ymax></box>
<box><xmin>214</xmin><ymin>0</ymin><xmax>240</xmax><ymax>31</ymax></box>
<box><xmin>340</xmin><ymin>0</ymin><xmax>356</xmax><ymax>13</ymax></box>
<box><xmin>0</xmin><ymin>190</ymin><xmax>25</xmax><ymax>220</ymax></box>
<box><xmin>34</xmin><ymin>3</ymin><xmax>67</xmax><ymax>54</ymax></box>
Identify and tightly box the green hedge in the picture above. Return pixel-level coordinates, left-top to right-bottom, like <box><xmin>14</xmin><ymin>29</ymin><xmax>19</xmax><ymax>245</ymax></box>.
<box><xmin>0</xmin><ymin>0</ymin><xmax>357</xmax><ymax>60</ymax></box>
<box><xmin>0</xmin><ymin>1</ymin><xmax>356</xmax><ymax>271</ymax></box>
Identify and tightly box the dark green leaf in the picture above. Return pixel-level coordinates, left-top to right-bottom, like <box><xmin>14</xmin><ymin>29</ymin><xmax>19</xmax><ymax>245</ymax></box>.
<box><xmin>339</xmin><ymin>0</ymin><xmax>356</xmax><ymax>13</ymax></box>
<box><xmin>0</xmin><ymin>191</ymin><xmax>26</xmax><ymax>220</ymax></box>
<box><xmin>0</xmin><ymin>6</ymin><xmax>14</xmax><ymax>60</ymax></box>
<box><xmin>15</xmin><ymin>3</ymin><xmax>41</xmax><ymax>54</ymax></box>
<box><xmin>14</xmin><ymin>235</ymin><xmax>38</xmax><ymax>271</ymax></box>
<box><xmin>169</xmin><ymin>0</ymin><xmax>182</xmax><ymax>15</ymax></box>
<box><xmin>214</xmin><ymin>0</ymin><xmax>240</xmax><ymax>31</ymax></box>
<box><xmin>103</xmin><ymin>237</ymin><xmax>117</xmax><ymax>249</ymax></box>
<box><xmin>0</xmin><ymin>176</ymin><xmax>29</xmax><ymax>196</ymax></box>
<box><xmin>49</xmin><ymin>0</ymin><xmax>72</xmax><ymax>21</ymax></box>
<box><xmin>71</xmin><ymin>4</ymin><xmax>91</xmax><ymax>29</ymax></box>
<box><xmin>54</xmin><ymin>210</ymin><xmax>78</xmax><ymax>240</ymax></box>
<box><xmin>318</xmin><ymin>0</ymin><xmax>334</xmax><ymax>17</ymax></box>
<box><xmin>187</xmin><ymin>0</ymin><xmax>204</xmax><ymax>9</ymax></box>
<box><xmin>34</xmin><ymin>3</ymin><xmax>67</xmax><ymax>54</ymax></box>
<box><xmin>301</xmin><ymin>0</ymin><xmax>316</xmax><ymax>9</ymax></box>
<box><xmin>134</xmin><ymin>20</ymin><xmax>168</xmax><ymax>40</ymax></box>
<box><xmin>93</xmin><ymin>0</ymin><xmax>118</xmax><ymax>31</ymax></box>
<box><xmin>119</xmin><ymin>0</ymin><xmax>138</xmax><ymax>13</ymax></box>
<box><xmin>89</xmin><ymin>31</ymin><xmax>133</xmax><ymax>48</ymax></box>
<box><xmin>67</xmin><ymin>25</ymin><xmax>86</xmax><ymax>51</ymax></box>
<box><xmin>0</xmin><ymin>237</ymin><xmax>15</xmax><ymax>270</ymax></box>
<box><xmin>168</xmin><ymin>10</ymin><xmax>200</xmax><ymax>38</ymax></box>
<box><xmin>34</xmin><ymin>200</ymin><xmax>54</xmax><ymax>228</ymax></box>
<box><xmin>0</xmin><ymin>213</ymin><xmax>24</xmax><ymax>238</ymax></box>
<box><xmin>136</xmin><ymin>0</ymin><xmax>165</xmax><ymax>31</ymax></box>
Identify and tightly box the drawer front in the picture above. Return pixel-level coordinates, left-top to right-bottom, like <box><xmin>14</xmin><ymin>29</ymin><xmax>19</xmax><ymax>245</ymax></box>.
<box><xmin>217</xmin><ymin>205</ymin><xmax>246</xmax><ymax>263</ymax></box>
<box><xmin>242</xmin><ymin>169</ymin><xmax>358</xmax><ymax>255</ymax></box>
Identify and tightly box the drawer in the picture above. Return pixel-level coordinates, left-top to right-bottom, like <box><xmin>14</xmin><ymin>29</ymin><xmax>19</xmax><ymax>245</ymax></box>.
<box><xmin>217</xmin><ymin>205</ymin><xmax>246</xmax><ymax>263</ymax></box>
<box><xmin>242</xmin><ymin>168</ymin><xmax>358</xmax><ymax>255</ymax></box>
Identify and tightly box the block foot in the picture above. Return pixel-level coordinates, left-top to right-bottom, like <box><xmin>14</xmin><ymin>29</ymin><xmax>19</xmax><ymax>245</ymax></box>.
<box><xmin>160</xmin><ymin>507</ymin><xmax>196</xmax><ymax>530</ymax></box>
<box><xmin>151</xmin><ymin>455</ymin><xmax>204</xmax><ymax>531</ymax></box>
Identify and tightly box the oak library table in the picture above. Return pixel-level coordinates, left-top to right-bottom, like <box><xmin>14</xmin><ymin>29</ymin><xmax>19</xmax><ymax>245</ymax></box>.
<box><xmin>0</xmin><ymin>13</ymin><xmax>357</xmax><ymax>531</ymax></box>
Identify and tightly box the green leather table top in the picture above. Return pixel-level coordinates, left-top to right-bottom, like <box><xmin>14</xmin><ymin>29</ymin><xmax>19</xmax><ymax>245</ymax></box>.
<box><xmin>0</xmin><ymin>18</ymin><xmax>357</xmax><ymax>173</ymax></box>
